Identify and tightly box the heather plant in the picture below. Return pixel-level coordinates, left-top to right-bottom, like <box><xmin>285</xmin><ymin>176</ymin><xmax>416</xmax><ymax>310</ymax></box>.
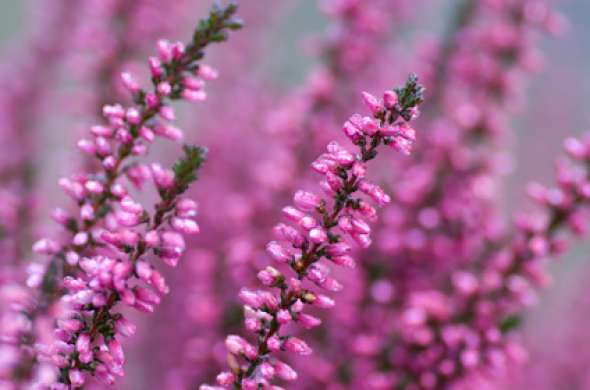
<box><xmin>343</xmin><ymin>1</ymin><xmax>572</xmax><ymax>387</ymax></box>
<box><xmin>0</xmin><ymin>0</ymin><xmax>590</xmax><ymax>389</ymax></box>
<box><xmin>1</xmin><ymin>2</ymin><xmax>241</xmax><ymax>388</ymax></box>
<box><xmin>201</xmin><ymin>75</ymin><xmax>424</xmax><ymax>389</ymax></box>
<box><xmin>139</xmin><ymin>1</ymin><xmax>418</xmax><ymax>386</ymax></box>
<box><xmin>375</xmin><ymin>134</ymin><xmax>590</xmax><ymax>389</ymax></box>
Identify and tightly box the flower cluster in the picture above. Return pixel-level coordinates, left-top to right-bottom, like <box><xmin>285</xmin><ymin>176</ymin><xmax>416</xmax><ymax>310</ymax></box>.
<box><xmin>201</xmin><ymin>75</ymin><xmax>424</xmax><ymax>389</ymax></box>
<box><xmin>46</xmin><ymin>145</ymin><xmax>206</xmax><ymax>388</ymax></box>
<box><xmin>2</xmin><ymin>1</ymin><xmax>590</xmax><ymax>389</ymax></box>
<box><xmin>142</xmin><ymin>1</ymin><xmax>418</xmax><ymax>386</ymax></box>
<box><xmin>384</xmin><ymin>134</ymin><xmax>590</xmax><ymax>389</ymax></box>
<box><xmin>342</xmin><ymin>1</ymin><xmax>566</xmax><ymax>387</ymax></box>
<box><xmin>17</xmin><ymin>3</ymin><xmax>243</xmax><ymax>388</ymax></box>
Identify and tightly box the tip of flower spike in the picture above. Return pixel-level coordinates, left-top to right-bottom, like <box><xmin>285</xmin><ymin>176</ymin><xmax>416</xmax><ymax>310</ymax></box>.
<box><xmin>193</xmin><ymin>1</ymin><xmax>243</xmax><ymax>46</ymax></box>
<box><xmin>172</xmin><ymin>145</ymin><xmax>207</xmax><ymax>193</ymax></box>
<box><xmin>393</xmin><ymin>73</ymin><xmax>425</xmax><ymax>119</ymax></box>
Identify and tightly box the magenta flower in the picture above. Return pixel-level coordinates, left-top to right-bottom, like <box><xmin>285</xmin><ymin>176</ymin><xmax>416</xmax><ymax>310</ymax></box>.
<box><xmin>201</xmin><ymin>75</ymin><xmax>425</xmax><ymax>389</ymax></box>
<box><xmin>14</xmin><ymin>3</ymin><xmax>243</xmax><ymax>388</ymax></box>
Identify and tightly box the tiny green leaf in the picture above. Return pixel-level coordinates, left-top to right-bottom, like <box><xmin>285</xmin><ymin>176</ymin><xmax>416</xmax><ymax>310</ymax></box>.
<box><xmin>173</xmin><ymin>144</ymin><xmax>208</xmax><ymax>194</ymax></box>
<box><xmin>499</xmin><ymin>314</ymin><xmax>522</xmax><ymax>334</ymax></box>
<box><xmin>395</xmin><ymin>73</ymin><xmax>426</xmax><ymax>110</ymax></box>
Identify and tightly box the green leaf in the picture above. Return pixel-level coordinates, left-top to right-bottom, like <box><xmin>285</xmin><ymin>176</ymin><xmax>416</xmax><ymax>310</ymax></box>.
<box><xmin>225</xmin><ymin>18</ymin><xmax>244</xmax><ymax>30</ymax></box>
<box><xmin>173</xmin><ymin>144</ymin><xmax>208</xmax><ymax>193</ymax></box>
<box><xmin>394</xmin><ymin>73</ymin><xmax>426</xmax><ymax>110</ymax></box>
<box><xmin>499</xmin><ymin>314</ymin><xmax>522</xmax><ymax>334</ymax></box>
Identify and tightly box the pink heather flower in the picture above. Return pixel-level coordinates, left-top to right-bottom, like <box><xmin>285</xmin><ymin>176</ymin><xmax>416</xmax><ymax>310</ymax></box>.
<box><xmin>383</xmin><ymin>89</ymin><xmax>398</xmax><ymax>108</ymax></box>
<box><xmin>361</xmin><ymin>91</ymin><xmax>383</xmax><ymax>115</ymax></box>
<box><xmin>344</xmin><ymin>2</ymin><xmax>578</xmax><ymax>388</ymax></box>
<box><xmin>293</xmin><ymin>190</ymin><xmax>321</xmax><ymax>211</ymax></box>
<box><xmin>266</xmin><ymin>241</ymin><xmax>291</xmax><ymax>262</ymax></box>
<box><xmin>14</xmin><ymin>4</ymin><xmax>242</xmax><ymax>388</ymax></box>
<box><xmin>274</xmin><ymin>361</ymin><xmax>298</xmax><ymax>381</ymax></box>
<box><xmin>197</xmin><ymin>64</ymin><xmax>219</xmax><ymax>80</ymax></box>
<box><xmin>202</xmin><ymin>76</ymin><xmax>423</xmax><ymax>389</ymax></box>
<box><xmin>121</xmin><ymin>72</ymin><xmax>140</xmax><ymax>93</ymax></box>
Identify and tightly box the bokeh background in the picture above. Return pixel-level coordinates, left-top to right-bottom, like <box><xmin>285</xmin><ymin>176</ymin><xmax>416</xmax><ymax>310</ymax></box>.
<box><xmin>1</xmin><ymin>0</ymin><xmax>590</xmax><ymax>388</ymax></box>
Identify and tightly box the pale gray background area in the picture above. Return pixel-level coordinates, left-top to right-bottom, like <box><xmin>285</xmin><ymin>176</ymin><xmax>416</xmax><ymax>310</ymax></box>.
<box><xmin>1</xmin><ymin>0</ymin><xmax>589</xmax><ymax>379</ymax></box>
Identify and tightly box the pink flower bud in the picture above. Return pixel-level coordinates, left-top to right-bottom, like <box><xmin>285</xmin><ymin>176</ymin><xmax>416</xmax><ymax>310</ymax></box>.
<box><xmin>361</xmin><ymin>116</ymin><xmax>379</xmax><ymax>135</ymax></box>
<box><xmin>126</xmin><ymin>108</ymin><xmax>141</xmax><ymax>124</ymax></box>
<box><xmin>78</xmin><ymin>139</ymin><xmax>96</xmax><ymax>154</ymax></box>
<box><xmin>359</xmin><ymin>181</ymin><xmax>391</xmax><ymax>206</ymax></box>
<box><xmin>297</xmin><ymin>313</ymin><xmax>322</xmax><ymax>329</ymax></box>
<box><xmin>274</xmin><ymin>361</ymin><xmax>297</xmax><ymax>381</ymax></box>
<box><xmin>225</xmin><ymin>335</ymin><xmax>256</xmax><ymax>359</ymax></box>
<box><xmin>69</xmin><ymin>369</ymin><xmax>85</xmax><ymax>387</ymax></box>
<box><xmin>171</xmin><ymin>41</ymin><xmax>185</xmax><ymax>60</ymax></box>
<box><xmin>32</xmin><ymin>238</ymin><xmax>60</xmax><ymax>255</ymax></box>
<box><xmin>330</xmin><ymin>255</ymin><xmax>356</xmax><ymax>268</ymax></box>
<box><xmin>293</xmin><ymin>190</ymin><xmax>321</xmax><ymax>211</ymax></box>
<box><xmin>73</xmin><ymin>232</ymin><xmax>89</xmax><ymax>246</ymax></box>
<box><xmin>273</xmin><ymin>223</ymin><xmax>305</xmax><ymax>246</ymax></box>
<box><xmin>158</xmin><ymin>106</ymin><xmax>175</xmax><ymax>122</ymax></box>
<box><xmin>326</xmin><ymin>242</ymin><xmax>351</xmax><ymax>256</ymax></box>
<box><xmin>182</xmin><ymin>89</ymin><xmax>207</xmax><ymax>101</ymax></box>
<box><xmin>80</xmin><ymin>203</ymin><xmax>95</xmax><ymax>221</ymax></box>
<box><xmin>352</xmin><ymin>233</ymin><xmax>372</xmax><ymax>248</ymax></box>
<box><xmin>320</xmin><ymin>276</ymin><xmax>344</xmax><ymax>292</ymax></box>
<box><xmin>239</xmin><ymin>288</ymin><xmax>263</xmax><ymax>308</ymax></box>
<box><xmin>151</xmin><ymin>164</ymin><xmax>175</xmax><ymax>189</ymax></box>
<box><xmin>149</xmin><ymin>57</ymin><xmax>163</xmax><ymax>77</ymax></box>
<box><xmin>171</xmin><ymin>217</ymin><xmax>200</xmax><ymax>234</ymax></box>
<box><xmin>283</xmin><ymin>337</ymin><xmax>312</xmax><ymax>355</ymax></box>
<box><xmin>183</xmin><ymin>76</ymin><xmax>205</xmax><ymax>90</ymax></box>
<box><xmin>109</xmin><ymin>338</ymin><xmax>125</xmax><ymax>365</ymax></box>
<box><xmin>91</xmin><ymin>125</ymin><xmax>114</xmax><ymax>137</ymax></box>
<box><xmin>277</xmin><ymin>309</ymin><xmax>292</xmax><ymax>325</ymax></box>
<box><xmin>266</xmin><ymin>241</ymin><xmax>291</xmax><ymax>263</ymax></box>
<box><xmin>85</xmin><ymin>180</ymin><xmax>104</xmax><ymax>194</ymax></box>
<box><xmin>308</xmin><ymin>227</ymin><xmax>328</xmax><ymax>244</ymax></box>
<box><xmin>325</xmin><ymin>172</ymin><xmax>342</xmax><ymax>192</ymax></box>
<box><xmin>157</xmin><ymin>39</ymin><xmax>172</xmax><ymax>62</ymax></box>
<box><xmin>136</xmin><ymin>261</ymin><xmax>152</xmax><ymax>282</ymax></box>
<box><xmin>383</xmin><ymin>90</ymin><xmax>398</xmax><ymax>108</ymax></box>
<box><xmin>116</xmin><ymin>317</ymin><xmax>136</xmax><ymax>337</ymax></box>
<box><xmin>361</xmin><ymin>91</ymin><xmax>383</xmax><ymax>115</ymax></box>
<box><xmin>154</xmin><ymin>123</ymin><xmax>184</xmax><ymax>141</ymax></box>
<box><xmin>101</xmin><ymin>156</ymin><xmax>116</xmax><ymax>172</ymax></box>
<box><xmin>121</xmin><ymin>72</ymin><xmax>140</xmax><ymax>93</ymax></box>
<box><xmin>564</xmin><ymin>137</ymin><xmax>587</xmax><ymax>160</ymax></box>
<box><xmin>145</xmin><ymin>230</ymin><xmax>160</xmax><ymax>248</ymax></box>
<box><xmin>151</xmin><ymin>270</ymin><xmax>169</xmax><ymax>294</ymax></box>
<box><xmin>267</xmin><ymin>335</ymin><xmax>281</xmax><ymax>352</ymax></box>
<box><xmin>343</xmin><ymin>119</ymin><xmax>363</xmax><ymax>141</ymax></box>
<box><xmin>260</xmin><ymin>362</ymin><xmax>275</xmax><ymax>380</ymax></box>
<box><xmin>216</xmin><ymin>372</ymin><xmax>235</xmax><ymax>386</ymax></box>
<box><xmin>76</xmin><ymin>333</ymin><xmax>90</xmax><ymax>354</ymax></box>
<box><xmin>313</xmin><ymin>294</ymin><xmax>336</xmax><ymax>309</ymax></box>
<box><xmin>282</xmin><ymin>206</ymin><xmax>305</xmax><ymax>222</ymax></box>
<box><xmin>197</xmin><ymin>64</ymin><xmax>218</xmax><ymax>80</ymax></box>
<box><xmin>145</xmin><ymin>92</ymin><xmax>160</xmax><ymax>109</ymax></box>
<box><xmin>257</xmin><ymin>266</ymin><xmax>282</xmax><ymax>286</ymax></box>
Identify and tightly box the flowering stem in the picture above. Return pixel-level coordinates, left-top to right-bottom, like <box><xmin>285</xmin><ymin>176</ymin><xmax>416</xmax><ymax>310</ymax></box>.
<box><xmin>26</xmin><ymin>3</ymin><xmax>242</xmax><ymax>388</ymax></box>
<box><xmin>203</xmin><ymin>75</ymin><xmax>425</xmax><ymax>390</ymax></box>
